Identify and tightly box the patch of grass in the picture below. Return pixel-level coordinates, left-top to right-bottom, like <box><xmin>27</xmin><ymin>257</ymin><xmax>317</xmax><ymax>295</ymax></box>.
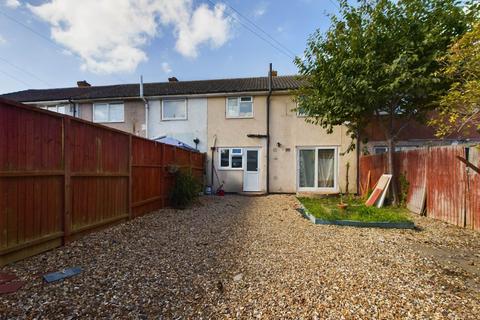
<box><xmin>298</xmin><ymin>195</ymin><xmax>412</xmax><ymax>223</ymax></box>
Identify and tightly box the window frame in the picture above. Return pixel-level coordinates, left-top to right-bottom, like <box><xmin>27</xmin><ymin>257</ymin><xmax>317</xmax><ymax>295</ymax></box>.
<box><xmin>93</xmin><ymin>102</ymin><xmax>125</xmax><ymax>123</ymax></box>
<box><xmin>225</xmin><ymin>96</ymin><xmax>254</xmax><ymax>119</ymax></box>
<box><xmin>218</xmin><ymin>147</ymin><xmax>244</xmax><ymax>170</ymax></box>
<box><xmin>296</xmin><ymin>146</ymin><xmax>339</xmax><ymax>192</ymax></box>
<box><xmin>41</xmin><ymin>103</ymin><xmax>72</xmax><ymax>115</ymax></box>
<box><xmin>373</xmin><ymin>146</ymin><xmax>388</xmax><ymax>154</ymax></box>
<box><xmin>161</xmin><ymin>98</ymin><xmax>188</xmax><ymax>121</ymax></box>
<box><xmin>296</xmin><ymin>101</ymin><xmax>308</xmax><ymax>117</ymax></box>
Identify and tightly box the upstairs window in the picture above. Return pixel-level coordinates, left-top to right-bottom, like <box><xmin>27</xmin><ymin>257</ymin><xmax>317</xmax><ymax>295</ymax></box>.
<box><xmin>226</xmin><ymin>97</ymin><xmax>253</xmax><ymax>118</ymax></box>
<box><xmin>93</xmin><ymin>102</ymin><xmax>124</xmax><ymax>123</ymax></box>
<box><xmin>162</xmin><ymin>99</ymin><xmax>187</xmax><ymax>120</ymax></box>
<box><xmin>41</xmin><ymin>104</ymin><xmax>73</xmax><ymax>115</ymax></box>
<box><xmin>296</xmin><ymin>106</ymin><xmax>308</xmax><ymax>117</ymax></box>
<box><xmin>219</xmin><ymin>148</ymin><xmax>243</xmax><ymax>169</ymax></box>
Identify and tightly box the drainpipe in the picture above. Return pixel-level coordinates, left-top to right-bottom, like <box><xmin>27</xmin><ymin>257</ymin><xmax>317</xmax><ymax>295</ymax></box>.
<box><xmin>140</xmin><ymin>75</ymin><xmax>149</xmax><ymax>138</ymax></box>
<box><xmin>211</xmin><ymin>135</ymin><xmax>217</xmax><ymax>189</ymax></box>
<box><xmin>266</xmin><ymin>63</ymin><xmax>273</xmax><ymax>194</ymax></box>
<box><xmin>68</xmin><ymin>98</ymin><xmax>76</xmax><ymax>117</ymax></box>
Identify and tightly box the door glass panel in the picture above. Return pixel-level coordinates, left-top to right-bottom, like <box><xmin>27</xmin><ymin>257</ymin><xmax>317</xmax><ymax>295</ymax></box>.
<box><xmin>299</xmin><ymin>149</ymin><xmax>315</xmax><ymax>188</ymax></box>
<box><xmin>246</xmin><ymin>150</ymin><xmax>258</xmax><ymax>172</ymax></box>
<box><xmin>318</xmin><ymin>149</ymin><xmax>335</xmax><ymax>188</ymax></box>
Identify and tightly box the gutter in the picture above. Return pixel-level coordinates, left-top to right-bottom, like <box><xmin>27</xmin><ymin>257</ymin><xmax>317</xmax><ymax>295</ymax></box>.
<box><xmin>139</xmin><ymin>76</ymin><xmax>149</xmax><ymax>138</ymax></box>
<box><xmin>21</xmin><ymin>90</ymin><xmax>295</xmax><ymax>106</ymax></box>
<box><xmin>266</xmin><ymin>63</ymin><xmax>273</xmax><ymax>194</ymax></box>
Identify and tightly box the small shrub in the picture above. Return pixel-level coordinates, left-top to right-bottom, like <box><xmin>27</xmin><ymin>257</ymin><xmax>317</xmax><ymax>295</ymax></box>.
<box><xmin>170</xmin><ymin>169</ymin><xmax>200</xmax><ymax>209</ymax></box>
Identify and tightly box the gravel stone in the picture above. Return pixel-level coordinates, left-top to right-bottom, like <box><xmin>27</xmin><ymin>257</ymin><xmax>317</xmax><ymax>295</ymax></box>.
<box><xmin>1</xmin><ymin>195</ymin><xmax>479</xmax><ymax>319</ymax></box>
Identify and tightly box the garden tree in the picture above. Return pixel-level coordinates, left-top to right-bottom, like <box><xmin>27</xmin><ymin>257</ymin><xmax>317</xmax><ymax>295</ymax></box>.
<box><xmin>429</xmin><ymin>22</ymin><xmax>480</xmax><ymax>137</ymax></box>
<box><xmin>295</xmin><ymin>0</ymin><xmax>474</xmax><ymax>204</ymax></box>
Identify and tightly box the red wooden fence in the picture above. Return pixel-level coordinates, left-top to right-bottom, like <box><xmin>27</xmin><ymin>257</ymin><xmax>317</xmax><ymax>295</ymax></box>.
<box><xmin>359</xmin><ymin>145</ymin><xmax>480</xmax><ymax>231</ymax></box>
<box><xmin>0</xmin><ymin>99</ymin><xmax>205</xmax><ymax>265</ymax></box>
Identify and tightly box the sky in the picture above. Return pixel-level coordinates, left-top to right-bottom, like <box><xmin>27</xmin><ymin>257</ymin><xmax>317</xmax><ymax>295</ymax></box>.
<box><xmin>0</xmin><ymin>0</ymin><xmax>340</xmax><ymax>94</ymax></box>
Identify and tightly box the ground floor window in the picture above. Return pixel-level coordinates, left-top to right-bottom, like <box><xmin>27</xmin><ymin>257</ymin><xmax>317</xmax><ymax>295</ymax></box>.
<box><xmin>298</xmin><ymin>147</ymin><xmax>337</xmax><ymax>190</ymax></box>
<box><xmin>219</xmin><ymin>147</ymin><xmax>243</xmax><ymax>169</ymax></box>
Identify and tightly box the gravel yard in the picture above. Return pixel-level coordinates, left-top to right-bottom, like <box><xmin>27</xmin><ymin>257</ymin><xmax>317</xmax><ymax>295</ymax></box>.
<box><xmin>1</xmin><ymin>195</ymin><xmax>479</xmax><ymax>319</ymax></box>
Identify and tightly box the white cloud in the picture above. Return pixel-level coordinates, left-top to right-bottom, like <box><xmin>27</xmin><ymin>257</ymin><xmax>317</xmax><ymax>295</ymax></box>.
<box><xmin>4</xmin><ymin>0</ymin><xmax>21</xmax><ymax>8</ymax></box>
<box><xmin>161</xmin><ymin>62</ymin><xmax>172</xmax><ymax>74</ymax></box>
<box><xmin>0</xmin><ymin>34</ymin><xmax>6</xmax><ymax>45</ymax></box>
<box><xmin>28</xmin><ymin>0</ymin><xmax>232</xmax><ymax>74</ymax></box>
<box><xmin>253</xmin><ymin>2</ymin><xmax>268</xmax><ymax>18</ymax></box>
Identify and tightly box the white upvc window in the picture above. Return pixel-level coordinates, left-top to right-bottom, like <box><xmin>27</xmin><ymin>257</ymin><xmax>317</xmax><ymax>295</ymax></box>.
<box><xmin>162</xmin><ymin>99</ymin><xmax>187</xmax><ymax>121</ymax></box>
<box><xmin>297</xmin><ymin>146</ymin><xmax>339</xmax><ymax>191</ymax></box>
<box><xmin>219</xmin><ymin>147</ymin><xmax>243</xmax><ymax>169</ymax></box>
<box><xmin>226</xmin><ymin>96</ymin><xmax>253</xmax><ymax>118</ymax></box>
<box><xmin>41</xmin><ymin>104</ymin><xmax>73</xmax><ymax>115</ymax></box>
<box><xmin>93</xmin><ymin>102</ymin><xmax>124</xmax><ymax>123</ymax></box>
<box><xmin>373</xmin><ymin>146</ymin><xmax>388</xmax><ymax>154</ymax></box>
<box><xmin>296</xmin><ymin>101</ymin><xmax>308</xmax><ymax>117</ymax></box>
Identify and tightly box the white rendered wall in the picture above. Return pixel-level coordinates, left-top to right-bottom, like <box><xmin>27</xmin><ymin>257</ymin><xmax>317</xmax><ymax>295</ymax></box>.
<box><xmin>148</xmin><ymin>98</ymin><xmax>208</xmax><ymax>152</ymax></box>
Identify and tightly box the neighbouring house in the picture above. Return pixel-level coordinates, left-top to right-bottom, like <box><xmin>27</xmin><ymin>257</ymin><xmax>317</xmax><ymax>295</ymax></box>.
<box><xmin>1</xmin><ymin>73</ymin><xmax>357</xmax><ymax>194</ymax></box>
<box><xmin>360</xmin><ymin>117</ymin><xmax>480</xmax><ymax>155</ymax></box>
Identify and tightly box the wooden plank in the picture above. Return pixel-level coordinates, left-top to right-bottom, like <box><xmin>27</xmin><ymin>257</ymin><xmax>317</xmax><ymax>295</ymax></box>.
<box><xmin>131</xmin><ymin>196</ymin><xmax>163</xmax><ymax>208</ymax></box>
<box><xmin>63</xmin><ymin>118</ymin><xmax>72</xmax><ymax>244</ymax></box>
<box><xmin>128</xmin><ymin>135</ymin><xmax>132</xmax><ymax>219</ymax></box>
<box><xmin>70</xmin><ymin>172</ymin><xmax>129</xmax><ymax>177</ymax></box>
<box><xmin>0</xmin><ymin>171</ymin><xmax>64</xmax><ymax>177</ymax></box>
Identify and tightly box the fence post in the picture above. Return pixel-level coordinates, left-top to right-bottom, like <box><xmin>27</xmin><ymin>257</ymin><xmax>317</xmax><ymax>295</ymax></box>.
<box><xmin>63</xmin><ymin>118</ymin><xmax>72</xmax><ymax>244</ymax></box>
<box><xmin>128</xmin><ymin>135</ymin><xmax>132</xmax><ymax>220</ymax></box>
<box><xmin>161</xmin><ymin>143</ymin><xmax>165</xmax><ymax>208</ymax></box>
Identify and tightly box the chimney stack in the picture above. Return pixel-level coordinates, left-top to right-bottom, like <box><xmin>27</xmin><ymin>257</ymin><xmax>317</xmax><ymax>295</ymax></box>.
<box><xmin>168</xmin><ymin>77</ymin><xmax>178</xmax><ymax>82</ymax></box>
<box><xmin>77</xmin><ymin>80</ymin><xmax>91</xmax><ymax>88</ymax></box>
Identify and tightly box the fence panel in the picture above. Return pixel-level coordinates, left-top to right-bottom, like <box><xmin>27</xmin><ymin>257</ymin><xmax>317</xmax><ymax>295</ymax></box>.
<box><xmin>0</xmin><ymin>102</ymin><xmax>64</xmax><ymax>263</ymax></box>
<box><xmin>69</xmin><ymin>120</ymin><xmax>130</xmax><ymax>238</ymax></box>
<box><xmin>395</xmin><ymin>149</ymin><xmax>428</xmax><ymax>214</ymax></box>
<box><xmin>467</xmin><ymin>147</ymin><xmax>480</xmax><ymax>230</ymax></box>
<box><xmin>0</xmin><ymin>99</ymin><xmax>205</xmax><ymax>265</ymax></box>
<box><xmin>359</xmin><ymin>153</ymin><xmax>387</xmax><ymax>196</ymax></box>
<box><xmin>426</xmin><ymin>146</ymin><xmax>467</xmax><ymax>227</ymax></box>
<box><xmin>131</xmin><ymin>137</ymin><xmax>164</xmax><ymax>218</ymax></box>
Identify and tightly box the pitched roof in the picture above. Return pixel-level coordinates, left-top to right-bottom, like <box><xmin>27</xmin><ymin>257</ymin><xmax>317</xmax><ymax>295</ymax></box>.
<box><xmin>0</xmin><ymin>76</ymin><xmax>303</xmax><ymax>103</ymax></box>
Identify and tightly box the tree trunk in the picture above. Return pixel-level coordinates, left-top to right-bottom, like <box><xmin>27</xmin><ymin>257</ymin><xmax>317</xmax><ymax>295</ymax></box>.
<box><xmin>386</xmin><ymin>137</ymin><xmax>399</xmax><ymax>206</ymax></box>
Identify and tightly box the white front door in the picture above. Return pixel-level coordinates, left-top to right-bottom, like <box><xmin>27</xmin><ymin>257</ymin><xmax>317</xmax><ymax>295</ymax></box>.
<box><xmin>243</xmin><ymin>148</ymin><xmax>260</xmax><ymax>192</ymax></box>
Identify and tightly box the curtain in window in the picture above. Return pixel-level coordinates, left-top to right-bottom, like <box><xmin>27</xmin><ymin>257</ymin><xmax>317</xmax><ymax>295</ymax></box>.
<box><xmin>299</xmin><ymin>149</ymin><xmax>315</xmax><ymax>188</ymax></box>
<box><xmin>317</xmin><ymin>149</ymin><xmax>334</xmax><ymax>188</ymax></box>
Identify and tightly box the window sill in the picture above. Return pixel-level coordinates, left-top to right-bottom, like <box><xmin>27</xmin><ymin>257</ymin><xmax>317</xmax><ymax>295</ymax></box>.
<box><xmin>225</xmin><ymin>116</ymin><xmax>254</xmax><ymax>119</ymax></box>
<box><xmin>94</xmin><ymin>121</ymin><xmax>125</xmax><ymax>124</ymax></box>
<box><xmin>161</xmin><ymin>118</ymin><xmax>188</xmax><ymax>121</ymax></box>
<box><xmin>218</xmin><ymin>167</ymin><xmax>244</xmax><ymax>171</ymax></box>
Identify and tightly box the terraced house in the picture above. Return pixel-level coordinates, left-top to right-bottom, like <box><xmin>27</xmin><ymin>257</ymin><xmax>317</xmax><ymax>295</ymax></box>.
<box><xmin>1</xmin><ymin>72</ymin><xmax>357</xmax><ymax>195</ymax></box>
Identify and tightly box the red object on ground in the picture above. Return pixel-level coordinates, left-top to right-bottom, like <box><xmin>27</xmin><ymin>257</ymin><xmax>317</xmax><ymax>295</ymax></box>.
<box><xmin>0</xmin><ymin>273</ymin><xmax>17</xmax><ymax>283</ymax></box>
<box><xmin>0</xmin><ymin>273</ymin><xmax>23</xmax><ymax>294</ymax></box>
<box><xmin>216</xmin><ymin>189</ymin><xmax>225</xmax><ymax>196</ymax></box>
<box><xmin>0</xmin><ymin>282</ymin><xmax>24</xmax><ymax>294</ymax></box>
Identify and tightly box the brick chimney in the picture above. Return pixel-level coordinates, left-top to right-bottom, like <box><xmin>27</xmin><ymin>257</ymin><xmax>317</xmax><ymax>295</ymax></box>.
<box><xmin>168</xmin><ymin>77</ymin><xmax>178</xmax><ymax>82</ymax></box>
<box><xmin>271</xmin><ymin>70</ymin><xmax>278</xmax><ymax>77</ymax></box>
<box><xmin>77</xmin><ymin>80</ymin><xmax>91</xmax><ymax>87</ymax></box>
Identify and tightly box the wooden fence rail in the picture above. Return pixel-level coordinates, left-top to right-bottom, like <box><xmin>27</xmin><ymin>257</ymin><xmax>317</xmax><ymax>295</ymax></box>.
<box><xmin>359</xmin><ymin>145</ymin><xmax>480</xmax><ymax>231</ymax></box>
<box><xmin>0</xmin><ymin>99</ymin><xmax>205</xmax><ymax>266</ymax></box>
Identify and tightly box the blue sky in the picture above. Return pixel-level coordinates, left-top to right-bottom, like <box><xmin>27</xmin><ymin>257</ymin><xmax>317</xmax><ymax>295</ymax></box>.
<box><xmin>0</xmin><ymin>0</ymin><xmax>340</xmax><ymax>94</ymax></box>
